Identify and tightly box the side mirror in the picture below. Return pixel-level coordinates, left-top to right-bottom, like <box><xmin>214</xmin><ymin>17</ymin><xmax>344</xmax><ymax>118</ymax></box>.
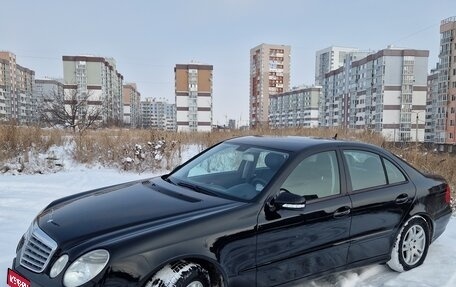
<box><xmin>275</xmin><ymin>189</ymin><xmax>306</xmax><ymax>209</ymax></box>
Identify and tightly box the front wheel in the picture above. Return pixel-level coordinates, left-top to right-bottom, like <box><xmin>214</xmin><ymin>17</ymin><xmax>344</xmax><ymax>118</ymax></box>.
<box><xmin>387</xmin><ymin>217</ymin><xmax>430</xmax><ymax>272</ymax></box>
<box><xmin>145</xmin><ymin>261</ymin><xmax>210</xmax><ymax>287</ymax></box>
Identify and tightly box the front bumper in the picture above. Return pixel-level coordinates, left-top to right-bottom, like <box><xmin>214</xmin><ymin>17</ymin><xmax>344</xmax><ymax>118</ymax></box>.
<box><xmin>10</xmin><ymin>256</ymin><xmax>139</xmax><ymax>287</ymax></box>
<box><xmin>11</xmin><ymin>258</ymin><xmax>48</xmax><ymax>287</ymax></box>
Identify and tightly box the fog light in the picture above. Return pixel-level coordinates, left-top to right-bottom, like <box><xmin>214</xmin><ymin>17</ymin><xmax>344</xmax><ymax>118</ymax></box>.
<box><xmin>50</xmin><ymin>254</ymin><xmax>69</xmax><ymax>278</ymax></box>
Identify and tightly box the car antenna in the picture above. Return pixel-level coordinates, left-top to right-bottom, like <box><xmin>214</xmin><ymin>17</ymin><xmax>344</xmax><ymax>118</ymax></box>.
<box><xmin>332</xmin><ymin>133</ymin><xmax>338</xmax><ymax>140</ymax></box>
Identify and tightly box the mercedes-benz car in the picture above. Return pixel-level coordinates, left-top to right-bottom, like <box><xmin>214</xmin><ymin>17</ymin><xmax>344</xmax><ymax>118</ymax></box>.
<box><xmin>8</xmin><ymin>136</ymin><xmax>452</xmax><ymax>287</ymax></box>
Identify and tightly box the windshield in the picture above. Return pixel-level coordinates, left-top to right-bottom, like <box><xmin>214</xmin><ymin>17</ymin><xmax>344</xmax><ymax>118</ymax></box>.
<box><xmin>167</xmin><ymin>143</ymin><xmax>289</xmax><ymax>201</ymax></box>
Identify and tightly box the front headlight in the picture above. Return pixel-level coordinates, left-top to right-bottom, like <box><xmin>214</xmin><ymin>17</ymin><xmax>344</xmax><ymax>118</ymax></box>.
<box><xmin>63</xmin><ymin>249</ymin><xmax>110</xmax><ymax>287</ymax></box>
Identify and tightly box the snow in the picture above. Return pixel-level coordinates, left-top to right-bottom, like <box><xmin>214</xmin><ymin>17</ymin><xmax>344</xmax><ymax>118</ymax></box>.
<box><xmin>1</xmin><ymin>144</ymin><xmax>455</xmax><ymax>286</ymax></box>
<box><xmin>145</xmin><ymin>262</ymin><xmax>209</xmax><ymax>287</ymax></box>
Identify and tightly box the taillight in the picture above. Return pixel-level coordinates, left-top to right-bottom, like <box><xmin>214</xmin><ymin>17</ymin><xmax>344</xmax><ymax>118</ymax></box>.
<box><xmin>445</xmin><ymin>185</ymin><xmax>451</xmax><ymax>204</ymax></box>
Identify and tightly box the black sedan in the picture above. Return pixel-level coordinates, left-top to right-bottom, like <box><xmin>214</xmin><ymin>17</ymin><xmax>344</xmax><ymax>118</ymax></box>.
<box><xmin>8</xmin><ymin>136</ymin><xmax>452</xmax><ymax>287</ymax></box>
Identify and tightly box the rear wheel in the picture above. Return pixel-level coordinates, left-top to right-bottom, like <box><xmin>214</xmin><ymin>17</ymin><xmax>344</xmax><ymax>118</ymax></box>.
<box><xmin>387</xmin><ymin>217</ymin><xmax>430</xmax><ymax>272</ymax></box>
<box><xmin>145</xmin><ymin>261</ymin><xmax>210</xmax><ymax>287</ymax></box>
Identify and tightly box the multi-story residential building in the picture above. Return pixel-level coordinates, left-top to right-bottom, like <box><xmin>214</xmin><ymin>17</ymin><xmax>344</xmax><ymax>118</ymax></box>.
<box><xmin>228</xmin><ymin>119</ymin><xmax>236</xmax><ymax>130</ymax></box>
<box><xmin>250</xmin><ymin>43</ymin><xmax>291</xmax><ymax>128</ymax></box>
<box><xmin>315</xmin><ymin>46</ymin><xmax>359</xmax><ymax>86</ymax></box>
<box><xmin>318</xmin><ymin>51</ymin><xmax>371</xmax><ymax>128</ymax></box>
<box><xmin>62</xmin><ymin>55</ymin><xmax>124</xmax><ymax>126</ymax></box>
<box><xmin>34</xmin><ymin>79</ymin><xmax>64</xmax><ymax>98</ymax></box>
<box><xmin>435</xmin><ymin>16</ymin><xmax>456</xmax><ymax>144</ymax></box>
<box><xmin>175</xmin><ymin>63</ymin><xmax>213</xmax><ymax>132</ymax></box>
<box><xmin>321</xmin><ymin>47</ymin><xmax>429</xmax><ymax>142</ymax></box>
<box><xmin>141</xmin><ymin>97</ymin><xmax>176</xmax><ymax>131</ymax></box>
<box><xmin>33</xmin><ymin>78</ymin><xmax>64</xmax><ymax>124</ymax></box>
<box><xmin>0</xmin><ymin>51</ymin><xmax>36</xmax><ymax>124</ymax></box>
<box><xmin>425</xmin><ymin>67</ymin><xmax>439</xmax><ymax>142</ymax></box>
<box><xmin>122</xmin><ymin>83</ymin><xmax>141</xmax><ymax>128</ymax></box>
<box><xmin>269</xmin><ymin>86</ymin><xmax>321</xmax><ymax>128</ymax></box>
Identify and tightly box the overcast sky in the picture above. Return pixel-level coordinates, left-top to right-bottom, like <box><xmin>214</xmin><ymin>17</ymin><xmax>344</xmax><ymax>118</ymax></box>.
<box><xmin>1</xmin><ymin>0</ymin><xmax>455</xmax><ymax>126</ymax></box>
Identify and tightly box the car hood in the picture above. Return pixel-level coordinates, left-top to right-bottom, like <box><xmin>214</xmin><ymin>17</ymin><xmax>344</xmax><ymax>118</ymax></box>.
<box><xmin>36</xmin><ymin>177</ymin><xmax>242</xmax><ymax>247</ymax></box>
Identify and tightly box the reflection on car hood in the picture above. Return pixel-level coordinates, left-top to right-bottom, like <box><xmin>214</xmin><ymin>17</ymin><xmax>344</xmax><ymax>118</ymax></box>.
<box><xmin>36</xmin><ymin>177</ymin><xmax>240</xmax><ymax>247</ymax></box>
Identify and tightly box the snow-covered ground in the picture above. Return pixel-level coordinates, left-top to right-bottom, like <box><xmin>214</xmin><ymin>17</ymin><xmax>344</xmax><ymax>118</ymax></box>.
<box><xmin>0</xmin><ymin>146</ymin><xmax>455</xmax><ymax>286</ymax></box>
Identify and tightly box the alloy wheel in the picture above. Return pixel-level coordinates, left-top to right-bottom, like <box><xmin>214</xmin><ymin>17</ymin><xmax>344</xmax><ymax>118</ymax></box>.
<box><xmin>401</xmin><ymin>224</ymin><xmax>426</xmax><ymax>265</ymax></box>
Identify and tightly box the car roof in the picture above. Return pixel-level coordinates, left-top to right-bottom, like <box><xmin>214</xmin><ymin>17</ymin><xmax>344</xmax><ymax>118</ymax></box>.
<box><xmin>225</xmin><ymin>135</ymin><xmax>378</xmax><ymax>153</ymax></box>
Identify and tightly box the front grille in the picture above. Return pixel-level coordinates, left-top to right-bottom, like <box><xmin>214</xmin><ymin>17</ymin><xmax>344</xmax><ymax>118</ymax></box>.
<box><xmin>20</xmin><ymin>224</ymin><xmax>57</xmax><ymax>273</ymax></box>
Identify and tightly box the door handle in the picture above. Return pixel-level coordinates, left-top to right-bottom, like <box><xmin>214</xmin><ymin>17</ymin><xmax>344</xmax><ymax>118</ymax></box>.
<box><xmin>334</xmin><ymin>206</ymin><xmax>351</xmax><ymax>218</ymax></box>
<box><xmin>395</xmin><ymin>193</ymin><xmax>409</xmax><ymax>205</ymax></box>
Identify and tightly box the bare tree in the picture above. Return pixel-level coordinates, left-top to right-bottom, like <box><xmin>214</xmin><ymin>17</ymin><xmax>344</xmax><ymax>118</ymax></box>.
<box><xmin>39</xmin><ymin>88</ymin><xmax>104</xmax><ymax>133</ymax></box>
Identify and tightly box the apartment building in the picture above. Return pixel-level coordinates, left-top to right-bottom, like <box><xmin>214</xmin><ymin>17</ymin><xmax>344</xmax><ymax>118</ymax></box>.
<box><xmin>318</xmin><ymin>51</ymin><xmax>371</xmax><ymax>128</ymax></box>
<box><xmin>434</xmin><ymin>16</ymin><xmax>456</xmax><ymax>144</ymax></box>
<box><xmin>122</xmin><ymin>83</ymin><xmax>141</xmax><ymax>128</ymax></box>
<box><xmin>315</xmin><ymin>46</ymin><xmax>359</xmax><ymax>86</ymax></box>
<box><xmin>269</xmin><ymin>86</ymin><xmax>321</xmax><ymax>128</ymax></box>
<box><xmin>250</xmin><ymin>43</ymin><xmax>291</xmax><ymax>128</ymax></box>
<box><xmin>62</xmin><ymin>55</ymin><xmax>124</xmax><ymax>126</ymax></box>
<box><xmin>175</xmin><ymin>63</ymin><xmax>213</xmax><ymax>132</ymax></box>
<box><xmin>425</xmin><ymin>67</ymin><xmax>439</xmax><ymax>142</ymax></box>
<box><xmin>34</xmin><ymin>79</ymin><xmax>64</xmax><ymax>97</ymax></box>
<box><xmin>321</xmin><ymin>48</ymin><xmax>429</xmax><ymax>142</ymax></box>
<box><xmin>228</xmin><ymin>119</ymin><xmax>236</xmax><ymax>129</ymax></box>
<box><xmin>33</xmin><ymin>79</ymin><xmax>64</xmax><ymax>124</ymax></box>
<box><xmin>141</xmin><ymin>97</ymin><xmax>176</xmax><ymax>131</ymax></box>
<box><xmin>0</xmin><ymin>52</ymin><xmax>36</xmax><ymax>124</ymax></box>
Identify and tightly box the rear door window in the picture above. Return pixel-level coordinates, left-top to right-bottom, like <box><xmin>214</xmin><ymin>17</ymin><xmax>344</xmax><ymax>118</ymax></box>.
<box><xmin>343</xmin><ymin>150</ymin><xmax>386</xmax><ymax>191</ymax></box>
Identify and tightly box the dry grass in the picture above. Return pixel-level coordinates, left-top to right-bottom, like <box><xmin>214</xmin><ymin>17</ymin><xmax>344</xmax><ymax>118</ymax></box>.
<box><xmin>0</xmin><ymin>124</ymin><xmax>455</xmax><ymax>207</ymax></box>
<box><xmin>0</xmin><ymin>124</ymin><xmax>66</xmax><ymax>161</ymax></box>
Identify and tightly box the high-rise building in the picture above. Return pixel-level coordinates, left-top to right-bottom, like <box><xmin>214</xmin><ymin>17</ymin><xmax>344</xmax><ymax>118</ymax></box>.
<box><xmin>141</xmin><ymin>97</ymin><xmax>176</xmax><ymax>131</ymax></box>
<box><xmin>320</xmin><ymin>48</ymin><xmax>429</xmax><ymax>142</ymax></box>
<box><xmin>34</xmin><ymin>79</ymin><xmax>64</xmax><ymax>124</ymax></box>
<box><xmin>435</xmin><ymin>16</ymin><xmax>456</xmax><ymax>144</ymax></box>
<box><xmin>250</xmin><ymin>44</ymin><xmax>291</xmax><ymax>128</ymax></box>
<box><xmin>122</xmin><ymin>83</ymin><xmax>141</xmax><ymax>128</ymax></box>
<box><xmin>62</xmin><ymin>55</ymin><xmax>124</xmax><ymax>126</ymax></box>
<box><xmin>174</xmin><ymin>63</ymin><xmax>213</xmax><ymax>132</ymax></box>
<box><xmin>0</xmin><ymin>52</ymin><xmax>36</xmax><ymax>124</ymax></box>
<box><xmin>315</xmin><ymin>46</ymin><xmax>359</xmax><ymax>86</ymax></box>
<box><xmin>228</xmin><ymin>119</ymin><xmax>236</xmax><ymax>130</ymax></box>
<box><xmin>318</xmin><ymin>51</ymin><xmax>371</xmax><ymax>128</ymax></box>
<box><xmin>269</xmin><ymin>86</ymin><xmax>321</xmax><ymax>128</ymax></box>
<box><xmin>425</xmin><ymin>66</ymin><xmax>439</xmax><ymax>142</ymax></box>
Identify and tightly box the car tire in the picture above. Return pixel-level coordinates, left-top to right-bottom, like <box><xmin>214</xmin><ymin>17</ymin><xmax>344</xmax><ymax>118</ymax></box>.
<box><xmin>387</xmin><ymin>216</ymin><xmax>430</xmax><ymax>272</ymax></box>
<box><xmin>145</xmin><ymin>261</ymin><xmax>210</xmax><ymax>287</ymax></box>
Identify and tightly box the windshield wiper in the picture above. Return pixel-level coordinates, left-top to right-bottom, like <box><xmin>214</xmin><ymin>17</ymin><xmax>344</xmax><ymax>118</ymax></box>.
<box><xmin>176</xmin><ymin>181</ymin><xmax>218</xmax><ymax>197</ymax></box>
<box><xmin>163</xmin><ymin>176</ymin><xmax>176</xmax><ymax>185</ymax></box>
